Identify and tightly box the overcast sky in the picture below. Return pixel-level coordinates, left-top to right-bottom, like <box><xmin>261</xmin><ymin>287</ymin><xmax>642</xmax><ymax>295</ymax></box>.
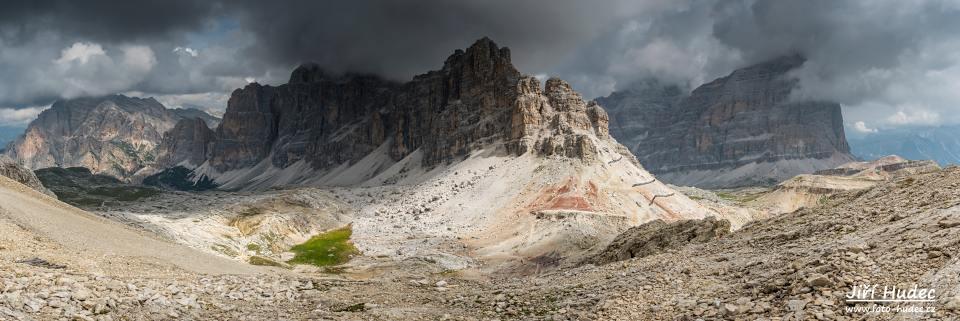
<box><xmin>1</xmin><ymin>0</ymin><xmax>959</xmax><ymax>134</ymax></box>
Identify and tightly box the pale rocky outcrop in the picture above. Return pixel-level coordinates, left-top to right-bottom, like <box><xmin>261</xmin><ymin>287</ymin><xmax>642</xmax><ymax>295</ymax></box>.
<box><xmin>750</xmin><ymin>154</ymin><xmax>942</xmax><ymax>215</ymax></box>
<box><xmin>508</xmin><ymin>76</ymin><xmax>610</xmax><ymax>163</ymax></box>
<box><xmin>0</xmin><ymin>155</ymin><xmax>54</xmax><ymax>196</ymax></box>
<box><xmin>590</xmin><ymin>216</ymin><xmax>731</xmax><ymax>265</ymax></box>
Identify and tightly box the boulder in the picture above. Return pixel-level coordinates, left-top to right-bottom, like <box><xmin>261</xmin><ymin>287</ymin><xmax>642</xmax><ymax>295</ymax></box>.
<box><xmin>590</xmin><ymin>216</ymin><xmax>731</xmax><ymax>265</ymax></box>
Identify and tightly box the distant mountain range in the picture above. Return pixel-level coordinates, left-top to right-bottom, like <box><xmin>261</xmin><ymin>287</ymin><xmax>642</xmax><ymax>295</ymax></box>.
<box><xmin>848</xmin><ymin>125</ymin><xmax>960</xmax><ymax>166</ymax></box>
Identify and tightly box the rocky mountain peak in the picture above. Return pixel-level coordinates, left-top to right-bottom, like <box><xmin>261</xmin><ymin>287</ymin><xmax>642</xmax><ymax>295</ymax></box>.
<box><xmin>443</xmin><ymin>37</ymin><xmax>513</xmax><ymax>71</ymax></box>
<box><xmin>288</xmin><ymin>63</ymin><xmax>325</xmax><ymax>83</ymax></box>
<box><xmin>544</xmin><ymin>77</ymin><xmax>587</xmax><ymax>112</ymax></box>
<box><xmin>5</xmin><ymin>94</ymin><xmax>220</xmax><ymax>180</ymax></box>
<box><xmin>509</xmin><ymin>76</ymin><xmax>614</xmax><ymax>162</ymax></box>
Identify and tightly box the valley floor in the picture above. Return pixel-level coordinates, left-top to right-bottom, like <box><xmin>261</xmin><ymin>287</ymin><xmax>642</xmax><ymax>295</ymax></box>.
<box><xmin>3</xmin><ymin>167</ymin><xmax>960</xmax><ymax>320</ymax></box>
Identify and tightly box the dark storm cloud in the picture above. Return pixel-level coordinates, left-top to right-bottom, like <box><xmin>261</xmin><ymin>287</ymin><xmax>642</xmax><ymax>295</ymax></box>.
<box><xmin>0</xmin><ymin>0</ymin><xmax>663</xmax><ymax>108</ymax></box>
<box><xmin>556</xmin><ymin>0</ymin><xmax>744</xmax><ymax>98</ymax></box>
<box><xmin>0</xmin><ymin>0</ymin><xmax>224</xmax><ymax>109</ymax></box>
<box><xmin>713</xmin><ymin>0</ymin><xmax>960</xmax><ymax>68</ymax></box>
<box><xmin>552</xmin><ymin>0</ymin><xmax>960</xmax><ymax>128</ymax></box>
<box><xmin>710</xmin><ymin>0</ymin><xmax>960</xmax><ymax>88</ymax></box>
<box><xmin>708</xmin><ymin>0</ymin><xmax>960</xmax><ymax>127</ymax></box>
<box><xmin>0</xmin><ymin>0</ymin><xmax>218</xmax><ymax>43</ymax></box>
<box><xmin>228</xmin><ymin>0</ymin><xmax>664</xmax><ymax>80</ymax></box>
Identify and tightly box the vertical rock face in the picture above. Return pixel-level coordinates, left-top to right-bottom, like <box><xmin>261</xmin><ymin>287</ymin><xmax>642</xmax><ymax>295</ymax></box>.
<box><xmin>156</xmin><ymin>118</ymin><xmax>215</xmax><ymax>168</ymax></box>
<box><xmin>4</xmin><ymin>95</ymin><xmax>218</xmax><ymax>179</ymax></box>
<box><xmin>389</xmin><ymin>38</ymin><xmax>520</xmax><ymax>167</ymax></box>
<box><xmin>202</xmin><ymin>37</ymin><xmax>616</xmax><ymax>185</ymax></box>
<box><xmin>207</xmin><ymin>71</ymin><xmax>398</xmax><ymax>172</ymax></box>
<box><xmin>594</xmin><ymin>79</ymin><xmax>686</xmax><ymax>155</ymax></box>
<box><xmin>597</xmin><ymin>55</ymin><xmax>855</xmax><ymax>188</ymax></box>
<box><xmin>171</xmin><ymin>108</ymin><xmax>221</xmax><ymax>128</ymax></box>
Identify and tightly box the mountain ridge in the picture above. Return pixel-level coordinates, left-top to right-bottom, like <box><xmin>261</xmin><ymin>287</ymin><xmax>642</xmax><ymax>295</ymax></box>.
<box><xmin>178</xmin><ymin>38</ymin><xmax>638</xmax><ymax>190</ymax></box>
<box><xmin>849</xmin><ymin>125</ymin><xmax>960</xmax><ymax>165</ymax></box>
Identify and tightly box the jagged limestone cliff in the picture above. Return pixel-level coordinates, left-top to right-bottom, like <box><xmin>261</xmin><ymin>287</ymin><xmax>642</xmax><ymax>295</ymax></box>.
<box><xmin>192</xmin><ymin>38</ymin><xmax>622</xmax><ymax>188</ymax></box>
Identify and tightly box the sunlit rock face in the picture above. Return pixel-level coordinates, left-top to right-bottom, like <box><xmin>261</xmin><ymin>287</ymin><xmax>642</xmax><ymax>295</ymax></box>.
<box><xmin>5</xmin><ymin>95</ymin><xmax>219</xmax><ymax>180</ymax></box>
<box><xmin>7</xmin><ymin>95</ymin><xmax>178</xmax><ymax>179</ymax></box>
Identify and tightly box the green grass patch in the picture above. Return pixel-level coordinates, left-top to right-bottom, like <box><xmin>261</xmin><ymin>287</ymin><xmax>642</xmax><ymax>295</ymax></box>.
<box><xmin>88</xmin><ymin>186</ymin><xmax>160</xmax><ymax>201</ymax></box>
<box><xmin>246</xmin><ymin>243</ymin><xmax>261</xmax><ymax>253</ymax></box>
<box><xmin>436</xmin><ymin>269</ymin><xmax>460</xmax><ymax>277</ymax></box>
<box><xmin>287</xmin><ymin>225</ymin><xmax>360</xmax><ymax>267</ymax></box>
<box><xmin>715</xmin><ymin>191</ymin><xmax>763</xmax><ymax>203</ymax></box>
<box><xmin>248</xmin><ymin>255</ymin><xmax>284</xmax><ymax>267</ymax></box>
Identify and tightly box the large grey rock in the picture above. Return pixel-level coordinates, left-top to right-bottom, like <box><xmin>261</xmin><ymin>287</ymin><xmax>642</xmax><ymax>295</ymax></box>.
<box><xmin>155</xmin><ymin>118</ymin><xmax>215</xmax><ymax>168</ymax></box>
<box><xmin>597</xmin><ymin>55</ymin><xmax>855</xmax><ymax>188</ymax></box>
<box><xmin>589</xmin><ymin>216</ymin><xmax>731</xmax><ymax>265</ymax></box>
<box><xmin>207</xmin><ymin>70</ymin><xmax>399</xmax><ymax>172</ymax></box>
<box><xmin>0</xmin><ymin>155</ymin><xmax>55</xmax><ymax>196</ymax></box>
